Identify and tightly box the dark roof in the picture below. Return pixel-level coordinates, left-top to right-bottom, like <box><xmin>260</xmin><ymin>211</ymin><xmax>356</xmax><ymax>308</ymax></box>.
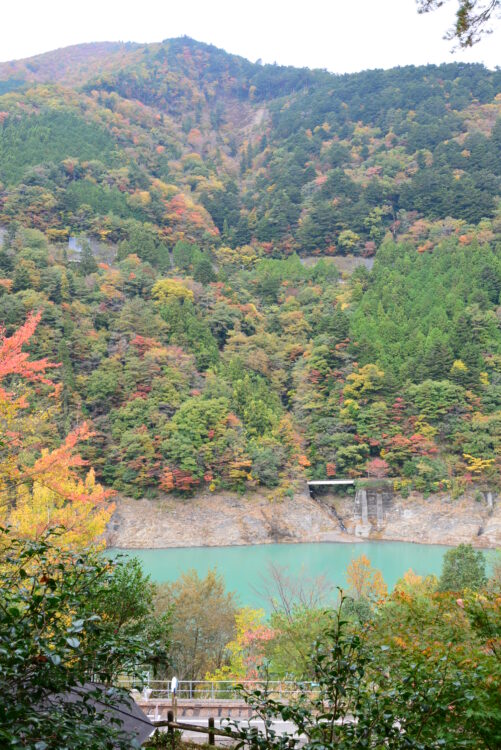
<box><xmin>47</xmin><ymin>682</ymin><xmax>155</xmax><ymax>746</ymax></box>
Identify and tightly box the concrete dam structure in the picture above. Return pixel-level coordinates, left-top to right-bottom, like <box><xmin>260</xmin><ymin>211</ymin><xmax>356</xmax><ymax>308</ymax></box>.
<box><xmin>354</xmin><ymin>485</ymin><xmax>394</xmax><ymax>537</ymax></box>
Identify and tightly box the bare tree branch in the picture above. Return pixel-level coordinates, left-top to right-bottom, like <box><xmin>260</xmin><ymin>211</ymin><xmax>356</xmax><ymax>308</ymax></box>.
<box><xmin>253</xmin><ymin>562</ymin><xmax>336</xmax><ymax>617</ymax></box>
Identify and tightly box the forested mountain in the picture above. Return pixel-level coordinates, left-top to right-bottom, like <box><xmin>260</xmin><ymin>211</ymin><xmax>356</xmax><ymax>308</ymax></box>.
<box><xmin>0</xmin><ymin>37</ymin><xmax>500</xmax><ymax>499</ymax></box>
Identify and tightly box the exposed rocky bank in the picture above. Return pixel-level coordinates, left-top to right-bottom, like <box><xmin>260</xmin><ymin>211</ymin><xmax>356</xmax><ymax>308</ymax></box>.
<box><xmin>106</xmin><ymin>489</ymin><xmax>500</xmax><ymax>549</ymax></box>
<box><xmin>333</xmin><ymin>491</ymin><xmax>500</xmax><ymax>548</ymax></box>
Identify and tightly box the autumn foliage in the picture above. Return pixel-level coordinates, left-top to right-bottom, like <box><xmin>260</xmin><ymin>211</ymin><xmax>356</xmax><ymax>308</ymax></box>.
<box><xmin>346</xmin><ymin>554</ymin><xmax>388</xmax><ymax>604</ymax></box>
<box><xmin>0</xmin><ymin>42</ymin><xmax>499</xmax><ymax>498</ymax></box>
<box><xmin>0</xmin><ymin>312</ymin><xmax>113</xmax><ymax>547</ymax></box>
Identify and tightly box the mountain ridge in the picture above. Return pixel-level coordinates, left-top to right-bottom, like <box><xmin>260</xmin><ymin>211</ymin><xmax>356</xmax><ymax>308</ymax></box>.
<box><xmin>0</xmin><ymin>37</ymin><xmax>499</xmax><ymax>252</ymax></box>
<box><xmin>0</xmin><ymin>41</ymin><xmax>141</xmax><ymax>84</ymax></box>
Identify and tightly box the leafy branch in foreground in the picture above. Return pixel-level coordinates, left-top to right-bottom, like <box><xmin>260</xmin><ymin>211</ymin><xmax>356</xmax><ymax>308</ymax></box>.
<box><xmin>227</xmin><ymin>590</ymin><xmax>500</xmax><ymax>749</ymax></box>
<box><xmin>418</xmin><ymin>0</ymin><xmax>500</xmax><ymax>47</ymax></box>
<box><xmin>0</xmin><ymin>527</ymin><xmax>169</xmax><ymax>749</ymax></box>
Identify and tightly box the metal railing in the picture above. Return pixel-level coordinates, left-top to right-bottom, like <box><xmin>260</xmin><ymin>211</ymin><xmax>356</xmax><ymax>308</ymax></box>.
<box><xmin>118</xmin><ymin>677</ymin><xmax>317</xmax><ymax>701</ymax></box>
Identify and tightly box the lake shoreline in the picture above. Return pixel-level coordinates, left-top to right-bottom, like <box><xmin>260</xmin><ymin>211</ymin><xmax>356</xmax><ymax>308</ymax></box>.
<box><xmin>106</xmin><ymin>489</ymin><xmax>500</xmax><ymax>550</ymax></box>
<box><xmin>108</xmin><ymin>537</ymin><xmax>456</xmax><ymax>552</ymax></box>
<box><xmin>106</xmin><ymin>541</ymin><xmax>458</xmax><ymax>610</ymax></box>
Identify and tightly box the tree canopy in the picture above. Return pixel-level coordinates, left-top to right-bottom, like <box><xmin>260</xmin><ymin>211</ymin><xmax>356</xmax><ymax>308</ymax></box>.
<box><xmin>0</xmin><ymin>41</ymin><xmax>499</xmax><ymax>499</ymax></box>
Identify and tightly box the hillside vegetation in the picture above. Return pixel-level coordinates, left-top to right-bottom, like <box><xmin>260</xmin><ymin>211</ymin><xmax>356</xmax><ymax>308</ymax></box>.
<box><xmin>0</xmin><ymin>38</ymin><xmax>500</xmax><ymax>499</ymax></box>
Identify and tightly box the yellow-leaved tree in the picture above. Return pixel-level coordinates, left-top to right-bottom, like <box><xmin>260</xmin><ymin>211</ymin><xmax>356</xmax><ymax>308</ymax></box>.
<box><xmin>346</xmin><ymin>554</ymin><xmax>388</xmax><ymax>605</ymax></box>
<box><xmin>205</xmin><ymin>607</ymin><xmax>272</xmax><ymax>681</ymax></box>
<box><xmin>151</xmin><ymin>278</ymin><xmax>194</xmax><ymax>304</ymax></box>
<box><xmin>0</xmin><ymin>311</ymin><xmax>114</xmax><ymax>548</ymax></box>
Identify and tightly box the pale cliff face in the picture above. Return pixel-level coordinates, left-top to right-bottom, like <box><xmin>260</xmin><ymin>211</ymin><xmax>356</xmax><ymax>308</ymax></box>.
<box><xmin>106</xmin><ymin>490</ymin><xmax>500</xmax><ymax>549</ymax></box>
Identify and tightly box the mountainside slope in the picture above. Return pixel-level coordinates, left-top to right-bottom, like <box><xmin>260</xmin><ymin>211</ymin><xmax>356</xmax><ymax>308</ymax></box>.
<box><xmin>0</xmin><ymin>38</ymin><xmax>500</xmax><ymax>251</ymax></box>
<box><xmin>0</xmin><ymin>38</ymin><xmax>500</xmax><ymax>507</ymax></box>
<box><xmin>0</xmin><ymin>42</ymin><xmax>140</xmax><ymax>85</ymax></box>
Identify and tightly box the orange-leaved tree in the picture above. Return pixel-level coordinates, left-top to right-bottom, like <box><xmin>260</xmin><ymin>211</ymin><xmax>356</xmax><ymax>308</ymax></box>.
<box><xmin>346</xmin><ymin>554</ymin><xmax>388</xmax><ymax>605</ymax></box>
<box><xmin>0</xmin><ymin>311</ymin><xmax>113</xmax><ymax>547</ymax></box>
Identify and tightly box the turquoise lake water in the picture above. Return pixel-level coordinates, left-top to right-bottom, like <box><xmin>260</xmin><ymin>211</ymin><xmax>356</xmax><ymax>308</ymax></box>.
<box><xmin>109</xmin><ymin>541</ymin><xmax>456</xmax><ymax>608</ymax></box>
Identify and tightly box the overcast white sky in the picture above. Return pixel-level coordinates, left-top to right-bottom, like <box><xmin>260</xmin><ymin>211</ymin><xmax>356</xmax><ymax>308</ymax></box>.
<box><xmin>1</xmin><ymin>0</ymin><xmax>499</xmax><ymax>73</ymax></box>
